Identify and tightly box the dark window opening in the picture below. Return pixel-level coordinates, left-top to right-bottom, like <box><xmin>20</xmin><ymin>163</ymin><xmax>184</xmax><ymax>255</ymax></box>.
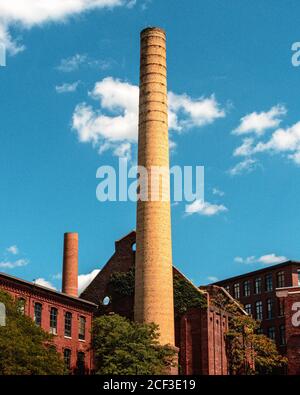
<box><xmin>65</xmin><ymin>312</ymin><xmax>72</xmax><ymax>337</ymax></box>
<box><xmin>34</xmin><ymin>302</ymin><xmax>42</xmax><ymax>326</ymax></box>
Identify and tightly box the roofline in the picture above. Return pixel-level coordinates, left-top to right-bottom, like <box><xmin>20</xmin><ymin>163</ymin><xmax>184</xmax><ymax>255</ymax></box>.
<box><xmin>115</xmin><ymin>230</ymin><xmax>136</xmax><ymax>243</ymax></box>
<box><xmin>212</xmin><ymin>260</ymin><xmax>300</xmax><ymax>285</ymax></box>
<box><xmin>0</xmin><ymin>272</ymin><xmax>97</xmax><ymax>307</ymax></box>
<box><xmin>173</xmin><ymin>266</ymin><xmax>206</xmax><ymax>296</ymax></box>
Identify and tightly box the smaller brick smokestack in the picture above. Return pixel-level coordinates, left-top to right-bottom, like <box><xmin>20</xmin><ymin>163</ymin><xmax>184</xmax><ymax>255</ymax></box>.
<box><xmin>62</xmin><ymin>232</ymin><xmax>78</xmax><ymax>297</ymax></box>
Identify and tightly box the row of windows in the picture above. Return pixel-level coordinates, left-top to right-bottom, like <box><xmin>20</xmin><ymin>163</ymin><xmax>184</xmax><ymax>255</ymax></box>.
<box><xmin>226</xmin><ymin>271</ymin><xmax>286</xmax><ymax>299</ymax></box>
<box><xmin>18</xmin><ymin>298</ymin><xmax>86</xmax><ymax>340</ymax></box>
<box><xmin>244</xmin><ymin>298</ymin><xmax>285</xmax><ymax>320</ymax></box>
<box><xmin>257</xmin><ymin>325</ymin><xmax>286</xmax><ymax>346</ymax></box>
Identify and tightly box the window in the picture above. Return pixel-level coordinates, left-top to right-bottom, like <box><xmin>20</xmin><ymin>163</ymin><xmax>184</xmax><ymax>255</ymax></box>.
<box><xmin>102</xmin><ymin>296</ymin><xmax>110</xmax><ymax>306</ymax></box>
<box><xmin>64</xmin><ymin>312</ymin><xmax>72</xmax><ymax>337</ymax></box>
<box><xmin>79</xmin><ymin>316</ymin><xmax>86</xmax><ymax>340</ymax></box>
<box><xmin>279</xmin><ymin>325</ymin><xmax>286</xmax><ymax>346</ymax></box>
<box><xmin>34</xmin><ymin>303</ymin><xmax>42</xmax><ymax>326</ymax></box>
<box><xmin>233</xmin><ymin>283</ymin><xmax>240</xmax><ymax>299</ymax></box>
<box><xmin>267</xmin><ymin>327</ymin><xmax>276</xmax><ymax>341</ymax></box>
<box><xmin>50</xmin><ymin>307</ymin><xmax>58</xmax><ymax>335</ymax></box>
<box><xmin>245</xmin><ymin>303</ymin><xmax>252</xmax><ymax>316</ymax></box>
<box><xmin>77</xmin><ymin>352</ymin><xmax>85</xmax><ymax>375</ymax></box>
<box><xmin>64</xmin><ymin>349</ymin><xmax>71</xmax><ymax>370</ymax></box>
<box><xmin>225</xmin><ymin>285</ymin><xmax>230</xmax><ymax>294</ymax></box>
<box><xmin>298</xmin><ymin>270</ymin><xmax>300</xmax><ymax>286</ymax></box>
<box><xmin>277</xmin><ymin>271</ymin><xmax>285</xmax><ymax>288</ymax></box>
<box><xmin>254</xmin><ymin>278</ymin><xmax>262</xmax><ymax>294</ymax></box>
<box><xmin>255</xmin><ymin>301</ymin><xmax>263</xmax><ymax>321</ymax></box>
<box><xmin>243</xmin><ymin>280</ymin><xmax>251</xmax><ymax>297</ymax></box>
<box><xmin>256</xmin><ymin>327</ymin><xmax>264</xmax><ymax>335</ymax></box>
<box><xmin>17</xmin><ymin>298</ymin><xmax>26</xmax><ymax>315</ymax></box>
<box><xmin>265</xmin><ymin>274</ymin><xmax>273</xmax><ymax>292</ymax></box>
<box><xmin>278</xmin><ymin>299</ymin><xmax>285</xmax><ymax>317</ymax></box>
<box><xmin>266</xmin><ymin>299</ymin><xmax>274</xmax><ymax>319</ymax></box>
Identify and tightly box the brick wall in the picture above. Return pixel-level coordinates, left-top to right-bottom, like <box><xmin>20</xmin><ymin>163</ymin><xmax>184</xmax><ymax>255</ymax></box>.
<box><xmin>81</xmin><ymin>231</ymin><xmax>230</xmax><ymax>375</ymax></box>
<box><xmin>0</xmin><ymin>274</ymin><xmax>95</xmax><ymax>374</ymax></box>
<box><xmin>277</xmin><ymin>287</ymin><xmax>300</xmax><ymax>375</ymax></box>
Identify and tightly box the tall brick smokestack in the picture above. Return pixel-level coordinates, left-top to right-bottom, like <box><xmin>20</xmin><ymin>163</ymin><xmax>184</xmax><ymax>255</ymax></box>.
<box><xmin>134</xmin><ymin>27</ymin><xmax>175</xmax><ymax>347</ymax></box>
<box><xmin>62</xmin><ymin>232</ymin><xmax>78</xmax><ymax>297</ymax></box>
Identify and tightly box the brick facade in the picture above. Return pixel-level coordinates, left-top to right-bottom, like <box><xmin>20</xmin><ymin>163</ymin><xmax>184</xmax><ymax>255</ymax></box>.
<box><xmin>0</xmin><ymin>272</ymin><xmax>96</xmax><ymax>374</ymax></box>
<box><xmin>82</xmin><ymin>231</ymin><xmax>240</xmax><ymax>375</ymax></box>
<box><xmin>276</xmin><ymin>287</ymin><xmax>300</xmax><ymax>374</ymax></box>
<box><xmin>215</xmin><ymin>262</ymin><xmax>300</xmax><ymax>373</ymax></box>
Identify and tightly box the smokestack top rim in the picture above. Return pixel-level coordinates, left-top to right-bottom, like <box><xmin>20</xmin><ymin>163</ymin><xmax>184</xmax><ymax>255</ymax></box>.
<box><xmin>64</xmin><ymin>232</ymin><xmax>78</xmax><ymax>239</ymax></box>
<box><xmin>140</xmin><ymin>27</ymin><xmax>166</xmax><ymax>36</ymax></box>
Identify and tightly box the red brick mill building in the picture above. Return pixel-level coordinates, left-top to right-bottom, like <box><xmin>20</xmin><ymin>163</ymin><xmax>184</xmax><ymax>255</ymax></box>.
<box><xmin>214</xmin><ymin>261</ymin><xmax>300</xmax><ymax>374</ymax></box>
<box><xmin>0</xmin><ymin>231</ymin><xmax>245</xmax><ymax>375</ymax></box>
<box><xmin>1</xmin><ymin>231</ymin><xmax>300</xmax><ymax>375</ymax></box>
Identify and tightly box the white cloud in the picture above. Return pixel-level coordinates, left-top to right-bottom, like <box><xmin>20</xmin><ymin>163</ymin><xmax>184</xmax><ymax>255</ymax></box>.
<box><xmin>233</xmin><ymin>105</ymin><xmax>286</xmax><ymax>136</ymax></box>
<box><xmin>254</xmin><ymin>121</ymin><xmax>300</xmax><ymax>155</ymax></box>
<box><xmin>207</xmin><ymin>276</ymin><xmax>218</xmax><ymax>283</ymax></box>
<box><xmin>34</xmin><ymin>278</ymin><xmax>56</xmax><ymax>290</ymax></box>
<box><xmin>0</xmin><ymin>0</ymin><xmax>132</xmax><ymax>54</ymax></box>
<box><xmin>212</xmin><ymin>187</ymin><xmax>224</xmax><ymax>197</ymax></box>
<box><xmin>233</xmin><ymin>120</ymin><xmax>300</xmax><ymax>166</ymax></box>
<box><xmin>0</xmin><ymin>258</ymin><xmax>28</xmax><ymax>269</ymax></box>
<box><xmin>233</xmin><ymin>137</ymin><xmax>254</xmax><ymax>157</ymax></box>
<box><xmin>55</xmin><ymin>81</ymin><xmax>80</xmax><ymax>93</ymax></box>
<box><xmin>6</xmin><ymin>245</ymin><xmax>19</xmax><ymax>255</ymax></box>
<box><xmin>57</xmin><ymin>54</ymin><xmax>88</xmax><ymax>72</ymax></box>
<box><xmin>72</xmin><ymin>77</ymin><xmax>225</xmax><ymax>157</ymax></box>
<box><xmin>168</xmin><ymin>92</ymin><xmax>225</xmax><ymax>131</ymax></box>
<box><xmin>231</xmin><ymin>105</ymin><xmax>300</xmax><ymax>169</ymax></box>
<box><xmin>234</xmin><ymin>253</ymin><xmax>287</xmax><ymax>265</ymax></box>
<box><xmin>57</xmin><ymin>54</ymin><xmax>111</xmax><ymax>72</ymax></box>
<box><xmin>185</xmin><ymin>199</ymin><xmax>228</xmax><ymax>216</ymax></box>
<box><xmin>228</xmin><ymin>158</ymin><xmax>258</xmax><ymax>176</ymax></box>
<box><xmin>78</xmin><ymin>269</ymin><xmax>100</xmax><ymax>294</ymax></box>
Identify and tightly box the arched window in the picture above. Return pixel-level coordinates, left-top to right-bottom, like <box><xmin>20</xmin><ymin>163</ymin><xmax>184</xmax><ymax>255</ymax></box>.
<box><xmin>79</xmin><ymin>316</ymin><xmax>86</xmax><ymax>340</ymax></box>
<box><xmin>102</xmin><ymin>296</ymin><xmax>110</xmax><ymax>306</ymax></box>
<box><xmin>17</xmin><ymin>298</ymin><xmax>26</xmax><ymax>315</ymax></box>
<box><xmin>77</xmin><ymin>352</ymin><xmax>85</xmax><ymax>375</ymax></box>
<box><xmin>50</xmin><ymin>307</ymin><xmax>58</xmax><ymax>334</ymax></box>
<box><xmin>64</xmin><ymin>349</ymin><xmax>72</xmax><ymax>370</ymax></box>
<box><xmin>34</xmin><ymin>302</ymin><xmax>42</xmax><ymax>326</ymax></box>
<box><xmin>64</xmin><ymin>312</ymin><xmax>72</xmax><ymax>337</ymax></box>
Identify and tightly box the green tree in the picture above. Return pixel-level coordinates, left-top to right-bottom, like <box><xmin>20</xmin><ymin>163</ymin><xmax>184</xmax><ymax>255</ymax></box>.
<box><xmin>0</xmin><ymin>290</ymin><xmax>65</xmax><ymax>375</ymax></box>
<box><xmin>92</xmin><ymin>314</ymin><xmax>176</xmax><ymax>374</ymax></box>
<box><xmin>226</xmin><ymin>311</ymin><xmax>287</xmax><ymax>375</ymax></box>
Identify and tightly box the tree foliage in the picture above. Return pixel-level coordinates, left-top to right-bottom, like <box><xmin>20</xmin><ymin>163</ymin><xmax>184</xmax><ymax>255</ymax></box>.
<box><xmin>92</xmin><ymin>314</ymin><xmax>176</xmax><ymax>375</ymax></box>
<box><xmin>224</xmin><ymin>301</ymin><xmax>287</xmax><ymax>374</ymax></box>
<box><xmin>0</xmin><ymin>290</ymin><xmax>65</xmax><ymax>375</ymax></box>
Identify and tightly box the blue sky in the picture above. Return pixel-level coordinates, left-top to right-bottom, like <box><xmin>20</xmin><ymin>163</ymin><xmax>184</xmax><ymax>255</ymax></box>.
<box><xmin>1</xmin><ymin>0</ymin><xmax>300</xmax><ymax>292</ymax></box>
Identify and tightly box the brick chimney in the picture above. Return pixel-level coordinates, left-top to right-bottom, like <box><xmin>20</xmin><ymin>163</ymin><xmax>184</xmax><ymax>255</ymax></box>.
<box><xmin>62</xmin><ymin>232</ymin><xmax>78</xmax><ymax>297</ymax></box>
<box><xmin>134</xmin><ymin>27</ymin><xmax>175</xmax><ymax>347</ymax></box>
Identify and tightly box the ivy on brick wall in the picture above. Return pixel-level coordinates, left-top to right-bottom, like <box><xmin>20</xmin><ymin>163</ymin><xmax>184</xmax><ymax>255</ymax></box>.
<box><xmin>109</xmin><ymin>269</ymin><xmax>207</xmax><ymax>316</ymax></box>
<box><xmin>173</xmin><ymin>274</ymin><xmax>207</xmax><ymax>316</ymax></box>
<box><xmin>109</xmin><ymin>268</ymin><xmax>135</xmax><ymax>296</ymax></box>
